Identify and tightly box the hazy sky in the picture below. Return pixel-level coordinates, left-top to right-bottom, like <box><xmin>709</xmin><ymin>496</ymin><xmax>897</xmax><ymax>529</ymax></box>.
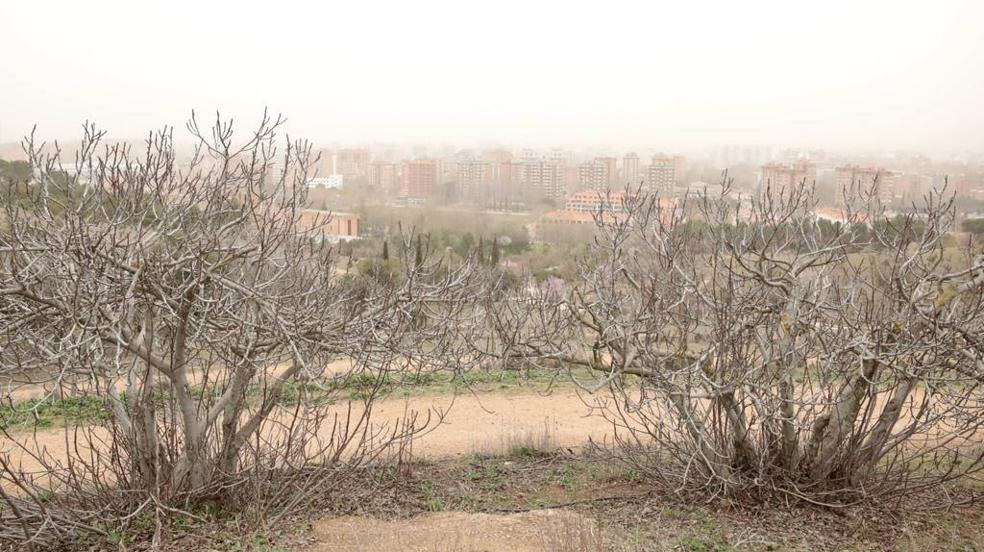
<box><xmin>1</xmin><ymin>0</ymin><xmax>982</xmax><ymax>152</ymax></box>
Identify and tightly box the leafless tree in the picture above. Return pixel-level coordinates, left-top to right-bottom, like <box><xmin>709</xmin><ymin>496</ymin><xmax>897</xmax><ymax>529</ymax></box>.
<box><xmin>0</xmin><ymin>112</ymin><xmax>483</xmax><ymax>547</ymax></box>
<box><xmin>486</xmin><ymin>180</ymin><xmax>984</xmax><ymax>504</ymax></box>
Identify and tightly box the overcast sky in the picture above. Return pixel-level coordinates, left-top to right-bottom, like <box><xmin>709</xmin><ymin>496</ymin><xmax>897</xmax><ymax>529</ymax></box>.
<box><xmin>1</xmin><ymin>0</ymin><xmax>982</xmax><ymax>152</ymax></box>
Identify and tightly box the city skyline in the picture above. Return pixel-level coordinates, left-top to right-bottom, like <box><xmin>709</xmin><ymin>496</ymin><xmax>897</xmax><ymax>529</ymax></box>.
<box><xmin>2</xmin><ymin>1</ymin><xmax>983</xmax><ymax>152</ymax></box>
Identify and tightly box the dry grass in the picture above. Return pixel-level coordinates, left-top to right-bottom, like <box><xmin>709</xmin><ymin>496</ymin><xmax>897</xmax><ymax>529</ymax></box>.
<box><xmin>24</xmin><ymin>445</ymin><xmax>982</xmax><ymax>550</ymax></box>
<box><xmin>468</xmin><ymin>417</ymin><xmax>560</xmax><ymax>459</ymax></box>
<box><xmin>293</xmin><ymin>450</ymin><xmax>984</xmax><ymax>552</ymax></box>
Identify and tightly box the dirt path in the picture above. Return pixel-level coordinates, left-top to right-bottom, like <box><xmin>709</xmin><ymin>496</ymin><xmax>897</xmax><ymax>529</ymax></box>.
<box><xmin>0</xmin><ymin>389</ymin><xmax>615</xmax><ymax>481</ymax></box>
<box><xmin>380</xmin><ymin>390</ymin><xmax>613</xmax><ymax>458</ymax></box>
<box><xmin>4</xmin><ymin>384</ymin><xmax>977</xmax><ymax>551</ymax></box>
<box><xmin>298</xmin><ymin>390</ymin><xmax>613</xmax><ymax>552</ymax></box>
<box><xmin>307</xmin><ymin>510</ymin><xmax>601</xmax><ymax>552</ymax></box>
<box><xmin>1</xmin><ymin>387</ymin><xmax>616</xmax><ymax>550</ymax></box>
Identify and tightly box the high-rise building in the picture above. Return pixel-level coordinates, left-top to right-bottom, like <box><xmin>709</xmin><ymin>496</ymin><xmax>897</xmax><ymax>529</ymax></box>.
<box><xmin>646</xmin><ymin>155</ymin><xmax>676</xmax><ymax>193</ymax></box>
<box><xmin>457</xmin><ymin>158</ymin><xmax>490</xmax><ymax>198</ymax></box>
<box><xmin>401</xmin><ymin>159</ymin><xmax>440</xmax><ymax>198</ymax></box>
<box><xmin>522</xmin><ymin>158</ymin><xmax>564</xmax><ymax>202</ymax></box>
<box><xmin>894</xmin><ymin>173</ymin><xmax>933</xmax><ymax>203</ymax></box>
<box><xmin>950</xmin><ymin>173</ymin><xmax>984</xmax><ymax>200</ymax></box>
<box><xmin>578</xmin><ymin>161</ymin><xmax>610</xmax><ymax>190</ymax></box>
<box><xmin>336</xmin><ymin>148</ymin><xmax>370</xmax><ymax>182</ymax></box>
<box><xmin>369</xmin><ymin>162</ymin><xmax>398</xmax><ymax>193</ymax></box>
<box><xmin>713</xmin><ymin>145</ymin><xmax>772</xmax><ymax>168</ymax></box>
<box><xmin>485</xmin><ymin>149</ymin><xmax>513</xmax><ymax>164</ymax></box>
<box><xmin>313</xmin><ymin>148</ymin><xmax>370</xmax><ymax>186</ymax></box>
<box><xmin>563</xmin><ymin>165</ymin><xmax>579</xmax><ymax>190</ymax></box>
<box><xmin>549</xmin><ymin>149</ymin><xmax>574</xmax><ymax>166</ymax></box>
<box><xmin>312</xmin><ymin>149</ymin><xmax>338</xmax><ymax>178</ymax></box>
<box><xmin>835</xmin><ymin>165</ymin><xmax>896</xmax><ymax>203</ymax></box>
<box><xmin>492</xmin><ymin>160</ymin><xmax>518</xmax><ymax>186</ymax></box>
<box><xmin>595</xmin><ymin>157</ymin><xmax>617</xmax><ymax>185</ymax></box>
<box><xmin>760</xmin><ymin>159</ymin><xmax>816</xmax><ymax>190</ymax></box>
<box><xmin>480</xmin><ymin>159</ymin><xmax>525</xmax><ymax>208</ymax></box>
<box><xmin>622</xmin><ymin>152</ymin><xmax>640</xmax><ymax>185</ymax></box>
<box><xmin>673</xmin><ymin>155</ymin><xmax>687</xmax><ymax>185</ymax></box>
<box><xmin>484</xmin><ymin>150</ymin><xmax>515</xmax><ymax>194</ymax></box>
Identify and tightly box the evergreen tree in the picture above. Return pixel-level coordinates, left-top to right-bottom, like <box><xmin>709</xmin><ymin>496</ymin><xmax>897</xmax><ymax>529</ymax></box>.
<box><xmin>382</xmin><ymin>240</ymin><xmax>389</xmax><ymax>261</ymax></box>
<box><xmin>458</xmin><ymin>232</ymin><xmax>475</xmax><ymax>257</ymax></box>
<box><xmin>491</xmin><ymin>237</ymin><xmax>500</xmax><ymax>266</ymax></box>
<box><xmin>477</xmin><ymin>236</ymin><xmax>485</xmax><ymax>264</ymax></box>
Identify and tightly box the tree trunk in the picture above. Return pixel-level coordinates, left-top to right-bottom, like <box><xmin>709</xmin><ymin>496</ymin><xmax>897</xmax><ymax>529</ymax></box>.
<box><xmin>853</xmin><ymin>376</ymin><xmax>917</xmax><ymax>480</ymax></box>
<box><xmin>778</xmin><ymin>376</ymin><xmax>800</xmax><ymax>471</ymax></box>
<box><xmin>806</xmin><ymin>358</ymin><xmax>879</xmax><ymax>482</ymax></box>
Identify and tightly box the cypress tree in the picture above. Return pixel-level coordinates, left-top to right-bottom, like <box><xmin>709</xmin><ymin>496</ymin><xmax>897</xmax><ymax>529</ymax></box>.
<box><xmin>382</xmin><ymin>240</ymin><xmax>389</xmax><ymax>261</ymax></box>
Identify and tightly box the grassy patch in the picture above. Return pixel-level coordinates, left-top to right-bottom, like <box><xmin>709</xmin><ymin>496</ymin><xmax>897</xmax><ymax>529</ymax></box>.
<box><xmin>556</xmin><ymin>461</ymin><xmax>580</xmax><ymax>492</ymax></box>
<box><xmin>0</xmin><ymin>394</ymin><xmax>109</xmax><ymax>429</ymax></box>
<box><xmin>509</xmin><ymin>445</ymin><xmax>554</xmax><ymax>460</ymax></box>
<box><xmin>1</xmin><ymin>365</ymin><xmax>597</xmax><ymax>435</ymax></box>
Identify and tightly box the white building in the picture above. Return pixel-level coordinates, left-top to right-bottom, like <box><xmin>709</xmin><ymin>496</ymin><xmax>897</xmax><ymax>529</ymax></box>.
<box><xmin>306</xmin><ymin>175</ymin><xmax>344</xmax><ymax>189</ymax></box>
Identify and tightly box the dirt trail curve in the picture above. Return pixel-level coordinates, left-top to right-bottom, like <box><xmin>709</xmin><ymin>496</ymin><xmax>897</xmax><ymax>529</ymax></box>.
<box><xmin>0</xmin><ymin>389</ymin><xmax>617</xmax><ymax>477</ymax></box>
<box><xmin>301</xmin><ymin>391</ymin><xmax>613</xmax><ymax>552</ymax></box>
<box><xmin>1</xmin><ymin>389</ymin><xmax>615</xmax><ymax>551</ymax></box>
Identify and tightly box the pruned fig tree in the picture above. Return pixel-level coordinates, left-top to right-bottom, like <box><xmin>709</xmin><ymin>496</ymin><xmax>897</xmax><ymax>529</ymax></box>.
<box><xmin>0</xmin><ymin>112</ymin><xmax>482</xmax><ymax>546</ymax></box>
<box><xmin>487</xmin><ymin>180</ymin><xmax>984</xmax><ymax>503</ymax></box>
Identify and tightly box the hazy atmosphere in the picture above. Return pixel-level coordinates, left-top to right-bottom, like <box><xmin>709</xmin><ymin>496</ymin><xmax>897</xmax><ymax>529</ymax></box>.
<box><xmin>2</xmin><ymin>0</ymin><xmax>983</xmax><ymax>150</ymax></box>
<box><xmin>4</xmin><ymin>2</ymin><xmax>984</xmax><ymax>551</ymax></box>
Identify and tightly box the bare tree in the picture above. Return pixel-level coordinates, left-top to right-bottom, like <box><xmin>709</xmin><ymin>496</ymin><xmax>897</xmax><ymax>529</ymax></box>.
<box><xmin>486</xmin><ymin>180</ymin><xmax>984</xmax><ymax>503</ymax></box>
<box><xmin>0</xmin><ymin>112</ymin><xmax>483</xmax><ymax>547</ymax></box>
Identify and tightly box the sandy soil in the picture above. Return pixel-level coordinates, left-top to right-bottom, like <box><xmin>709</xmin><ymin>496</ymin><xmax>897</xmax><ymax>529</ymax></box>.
<box><xmin>307</xmin><ymin>510</ymin><xmax>601</xmax><ymax>552</ymax></box>
<box><xmin>390</xmin><ymin>390</ymin><xmax>613</xmax><ymax>459</ymax></box>
<box><xmin>2</xmin><ymin>381</ymin><xmax>971</xmax><ymax>484</ymax></box>
<box><xmin>3</xmin><ymin>382</ymin><xmax>976</xmax><ymax>551</ymax></box>
<box><xmin>0</xmin><ymin>388</ymin><xmax>614</xmax><ymax>550</ymax></box>
<box><xmin>0</xmin><ymin>389</ymin><xmax>615</xmax><ymax>482</ymax></box>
